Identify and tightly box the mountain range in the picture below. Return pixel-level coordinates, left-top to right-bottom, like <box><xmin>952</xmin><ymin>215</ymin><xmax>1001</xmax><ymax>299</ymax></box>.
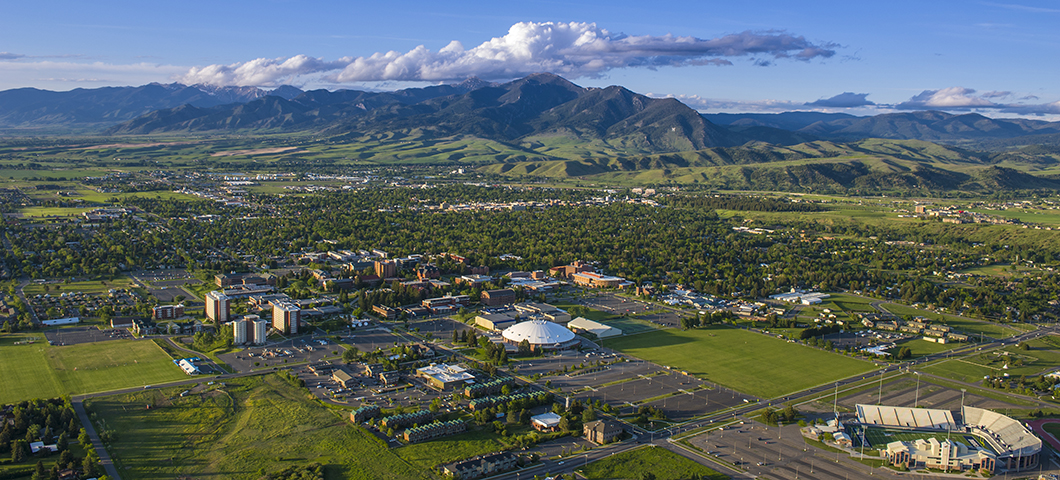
<box><xmin>2</xmin><ymin>74</ymin><xmax>1060</xmax><ymax>192</ymax></box>
<box><xmin>3</xmin><ymin>74</ymin><xmax>1059</xmax><ymax>151</ymax></box>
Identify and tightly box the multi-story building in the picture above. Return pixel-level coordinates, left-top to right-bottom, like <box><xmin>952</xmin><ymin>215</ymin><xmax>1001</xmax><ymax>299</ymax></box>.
<box><xmin>570</xmin><ymin>271</ymin><xmax>626</xmax><ymax>288</ymax></box>
<box><xmin>584</xmin><ymin>420</ymin><xmax>625</xmax><ymax>444</ymax></box>
<box><xmin>248</xmin><ymin>315</ymin><xmax>267</xmax><ymax>345</ymax></box>
<box><xmin>481</xmin><ymin>289</ymin><xmax>516</xmax><ymax>306</ymax></box>
<box><xmin>152</xmin><ymin>304</ymin><xmax>184</xmax><ymax>320</ymax></box>
<box><xmin>548</xmin><ymin>260</ymin><xmax>594</xmax><ymax>278</ymax></box>
<box><xmin>416</xmin><ymin>264</ymin><xmax>441</xmax><ymax>280</ymax></box>
<box><xmin>375</xmin><ymin>260</ymin><xmax>398</xmax><ymax>279</ymax></box>
<box><xmin>205</xmin><ymin>291</ymin><xmax>231</xmax><ymax>323</ymax></box>
<box><xmin>272</xmin><ymin>302</ymin><xmax>300</xmax><ymax>335</ymax></box>
<box><xmin>404</xmin><ymin>420</ymin><xmax>466</xmax><ymax>443</ymax></box>
<box><xmin>232</xmin><ymin>317</ymin><xmax>248</xmax><ymax>344</ymax></box>
<box><xmin>350</xmin><ymin>404</ymin><xmax>381</xmax><ymax>423</ymax></box>
<box><xmin>441</xmin><ymin>452</ymin><xmax>518</xmax><ymax>479</ymax></box>
<box><xmin>380</xmin><ymin>410</ymin><xmax>433</xmax><ymax>430</ymax></box>
<box><xmin>372</xmin><ymin>304</ymin><xmax>398</xmax><ymax>320</ymax></box>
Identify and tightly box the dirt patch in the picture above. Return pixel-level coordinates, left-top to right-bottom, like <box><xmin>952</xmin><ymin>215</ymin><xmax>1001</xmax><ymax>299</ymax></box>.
<box><xmin>210</xmin><ymin>146</ymin><xmax>299</xmax><ymax>157</ymax></box>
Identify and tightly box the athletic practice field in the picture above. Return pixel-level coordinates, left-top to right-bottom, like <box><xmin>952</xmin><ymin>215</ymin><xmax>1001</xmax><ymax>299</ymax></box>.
<box><xmin>607</xmin><ymin>326</ymin><xmax>874</xmax><ymax>398</ymax></box>
<box><xmin>0</xmin><ymin>333</ymin><xmax>187</xmax><ymax>404</ymax></box>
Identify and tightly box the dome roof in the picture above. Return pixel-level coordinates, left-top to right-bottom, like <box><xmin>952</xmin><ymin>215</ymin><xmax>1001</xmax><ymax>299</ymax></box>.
<box><xmin>502</xmin><ymin>319</ymin><xmax>576</xmax><ymax>345</ymax></box>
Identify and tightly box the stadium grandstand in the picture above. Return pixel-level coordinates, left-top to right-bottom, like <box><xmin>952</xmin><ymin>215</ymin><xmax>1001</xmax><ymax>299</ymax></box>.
<box><xmin>850</xmin><ymin>404</ymin><xmax>1041</xmax><ymax>473</ymax></box>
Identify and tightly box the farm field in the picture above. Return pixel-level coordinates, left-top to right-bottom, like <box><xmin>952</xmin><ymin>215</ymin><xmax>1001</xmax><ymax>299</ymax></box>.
<box><xmin>579</xmin><ymin>446</ymin><xmax>725</xmax><ymax>480</ymax></box>
<box><xmin>0</xmin><ymin>333</ymin><xmax>185</xmax><ymax>404</ymax></box>
<box><xmin>606</xmin><ymin>326</ymin><xmax>874</xmax><ymax>398</ymax></box>
<box><xmin>84</xmin><ymin>374</ymin><xmax>429</xmax><ymax>480</ymax></box>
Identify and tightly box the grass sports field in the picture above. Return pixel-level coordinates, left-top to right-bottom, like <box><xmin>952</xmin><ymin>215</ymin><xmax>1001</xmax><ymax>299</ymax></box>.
<box><xmin>859</xmin><ymin>426</ymin><xmax>994</xmax><ymax>453</ymax></box>
<box><xmin>606</xmin><ymin>326</ymin><xmax>874</xmax><ymax>398</ymax></box>
<box><xmin>84</xmin><ymin>374</ymin><xmax>428</xmax><ymax>480</ymax></box>
<box><xmin>0</xmin><ymin>333</ymin><xmax>186</xmax><ymax>404</ymax></box>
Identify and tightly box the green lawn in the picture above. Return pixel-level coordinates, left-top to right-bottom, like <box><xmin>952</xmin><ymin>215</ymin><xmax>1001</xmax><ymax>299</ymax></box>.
<box><xmin>579</xmin><ymin>446</ymin><xmax>725</xmax><ymax>480</ymax></box>
<box><xmin>84</xmin><ymin>374</ymin><xmax>429</xmax><ymax>480</ymax></box>
<box><xmin>0</xmin><ymin>334</ymin><xmax>187</xmax><ymax>404</ymax></box>
<box><xmin>922</xmin><ymin>337</ymin><xmax>1060</xmax><ymax>383</ymax></box>
<box><xmin>23</xmin><ymin>277</ymin><xmax>136</xmax><ymax>296</ymax></box>
<box><xmin>395</xmin><ymin>428</ymin><xmax>507</xmax><ymax>471</ymax></box>
<box><xmin>879</xmin><ymin>303</ymin><xmax>1018</xmax><ymax>339</ymax></box>
<box><xmin>607</xmin><ymin>326</ymin><xmax>874</xmax><ymax>398</ymax></box>
<box><xmin>893</xmin><ymin>338</ymin><xmax>961</xmax><ymax>358</ymax></box>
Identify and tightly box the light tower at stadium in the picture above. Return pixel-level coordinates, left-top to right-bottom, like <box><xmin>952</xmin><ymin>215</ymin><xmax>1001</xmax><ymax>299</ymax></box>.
<box><xmin>501</xmin><ymin>319</ymin><xmax>579</xmax><ymax>351</ymax></box>
<box><xmin>853</xmin><ymin>404</ymin><xmax>1041</xmax><ymax>473</ymax></box>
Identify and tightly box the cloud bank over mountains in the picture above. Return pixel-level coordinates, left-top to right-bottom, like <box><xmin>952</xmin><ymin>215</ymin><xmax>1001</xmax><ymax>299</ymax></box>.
<box><xmin>894</xmin><ymin>87</ymin><xmax>1060</xmax><ymax>114</ymax></box>
<box><xmin>663</xmin><ymin>87</ymin><xmax>1060</xmax><ymax>116</ymax></box>
<box><xmin>180</xmin><ymin>21</ymin><xmax>838</xmax><ymax>87</ymax></box>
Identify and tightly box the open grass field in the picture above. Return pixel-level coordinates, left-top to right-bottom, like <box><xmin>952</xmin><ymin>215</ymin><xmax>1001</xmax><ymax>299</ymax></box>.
<box><xmin>922</xmin><ymin>337</ymin><xmax>1060</xmax><ymax>383</ymax></box>
<box><xmin>579</xmin><ymin>446</ymin><xmax>725</xmax><ymax>480</ymax></box>
<box><xmin>893</xmin><ymin>338</ymin><xmax>961</xmax><ymax>358</ymax></box>
<box><xmin>969</xmin><ymin>208</ymin><xmax>1060</xmax><ymax>227</ymax></box>
<box><xmin>0</xmin><ymin>334</ymin><xmax>185</xmax><ymax>404</ymax></box>
<box><xmin>18</xmin><ymin>206</ymin><xmax>94</xmax><ymax>218</ymax></box>
<box><xmin>84</xmin><ymin>374</ymin><xmax>429</xmax><ymax>480</ymax></box>
<box><xmin>606</xmin><ymin>326</ymin><xmax>874</xmax><ymax>398</ymax></box>
<box><xmin>23</xmin><ymin>276</ymin><xmax>135</xmax><ymax>295</ymax></box>
<box><xmin>959</xmin><ymin>263</ymin><xmax>1048</xmax><ymax>278</ymax></box>
<box><xmin>394</xmin><ymin>428</ymin><xmax>509</xmax><ymax>472</ymax></box>
<box><xmin>0</xmin><ymin>333</ymin><xmax>65</xmax><ymax>404</ymax></box>
<box><xmin>878</xmin><ymin>303</ymin><xmax>1019</xmax><ymax>339</ymax></box>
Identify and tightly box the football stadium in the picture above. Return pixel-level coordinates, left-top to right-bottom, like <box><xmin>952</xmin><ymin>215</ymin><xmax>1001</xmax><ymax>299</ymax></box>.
<box><xmin>849</xmin><ymin>404</ymin><xmax>1041</xmax><ymax>473</ymax></box>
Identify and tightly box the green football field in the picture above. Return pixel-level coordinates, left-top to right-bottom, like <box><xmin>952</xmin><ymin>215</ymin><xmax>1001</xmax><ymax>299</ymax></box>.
<box><xmin>0</xmin><ymin>333</ymin><xmax>188</xmax><ymax>404</ymax></box>
<box><xmin>606</xmin><ymin>326</ymin><xmax>874</xmax><ymax>398</ymax></box>
<box><xmin>859</xmin><ymin>426</ymin><xmax>994</xmax><ymax>454</ymax></box>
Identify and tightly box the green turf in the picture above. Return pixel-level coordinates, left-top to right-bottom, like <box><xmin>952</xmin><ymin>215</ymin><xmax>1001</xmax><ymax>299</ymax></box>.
<box><xmin>579</xmin><ymin>446</ymin><xmax>726</xmax><ymax>480</ymax></box>
<box><xmin>606</xmin><ymin>326</ymin><xmax>874</xmax><ymax>398</ymax></box>
<box><xmin>0</xmin><ymin>333</ymin><xmax>66</xmax><ymax>403</ymax></box>
<box><xmin>878</xmin><ymin>303</ymin><xmax>1019</xmax><ymax>339</ymax></box>
<box><xmin>893</xmin><ymin>338</ymin><xmax>960</xmax><ymax>358</ymax></box>
<box><xmin>923</xmin><ymin>336</ymin><xmax>1060</xmax><ymax>383</ymax></box>
<box><xmin>394</xmin><ymin>428</ymin><xmax>507</xmax><ymax>471</ymax></box>
<box><xmin>859</xmin><ymin>426</ymin><xmax>994</xmax><ymax>454</ymax></box>
<box><xmin>0</xmin><ymin>334</ymin><xmax>187</xmax><ymax>404</ymax></box>
<box><xmin>23</xmin><ymin>277</ymin><xmax>136</xmax><ymax>295</ymax></box>
<box><xmin>84</xmin><ymin>374</ymin><xmax>429</xmax><ymax>479</ymax></box>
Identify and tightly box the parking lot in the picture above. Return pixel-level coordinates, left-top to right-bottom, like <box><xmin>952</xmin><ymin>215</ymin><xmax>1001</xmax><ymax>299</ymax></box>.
<box><xmin>408</xmin><ymin>317</ymin><xmax>476</xmax><ymax>341</ymax></box>
<box><xmin>688</xmin><ymin>421</ymin><xmax>883</xmax><ymax>480</ymax></box>
<box><xmin>578</xmin><ymin>293</ymin><xmax>686</xmax><ymax>328</ymax></box>
<box><xmin>218</xmin><ymin>335</ymin><xmax>345</xmax><ymax>372</ymax></box>
<box><xmin>44</xmin><ymin>325</ymin><xmax>133</xmax><ymax>345</ymax></box>
<box><xmin>149</xmin><ymin>286</ymin><xmax>196</xmax><ymax>303</ymax></box>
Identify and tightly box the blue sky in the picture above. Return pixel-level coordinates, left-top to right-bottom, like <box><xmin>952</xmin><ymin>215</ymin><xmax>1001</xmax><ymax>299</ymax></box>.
<box><xmin>2</xmin><ymin>0</ymin><xmax>1059</xmax><ymax>117</ymax></box>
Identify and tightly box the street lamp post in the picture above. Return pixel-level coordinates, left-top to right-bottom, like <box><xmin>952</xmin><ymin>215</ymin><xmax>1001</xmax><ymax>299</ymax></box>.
<box><xmin>914</xmin><ymin>372</ymin><xmax>921</xmax><ymax>408</ymax></box>
<box><xmin>878</xmin><ymin>369</ymin><xmax>884</xmax><ymax>404</ymax></box>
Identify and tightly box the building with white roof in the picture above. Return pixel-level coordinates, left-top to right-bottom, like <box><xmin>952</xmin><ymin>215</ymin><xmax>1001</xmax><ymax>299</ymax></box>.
<box><xmin>501</xmin><ymin>320</ymin><xmax>579</xmax><ymax>351</ymax></box>
<box><xmin>567</xmin><ymin>317</ymin><xmax>622</xmax><ymax>339</ymax></box>
<box><xmin>416</xmin><ymin>363</ymin><xmax>475</xmax><ymax>390</ymax></box>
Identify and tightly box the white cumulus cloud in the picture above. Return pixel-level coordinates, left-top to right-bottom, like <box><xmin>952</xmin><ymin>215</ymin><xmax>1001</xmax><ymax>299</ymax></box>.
<box><xmin>180</xmin><ymin>21</ymin><xmax>838</xmax><ymax>87</ymax></box>
<box><xmin>896</xmin><ymin>87</ymin><xmax>999</xmax><ymax>109</ymax></box>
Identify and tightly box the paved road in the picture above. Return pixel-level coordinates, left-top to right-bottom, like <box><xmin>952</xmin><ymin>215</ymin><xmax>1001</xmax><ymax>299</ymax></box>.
<box><xmin>72</xmin><ymin>399</ymin><xmax>122</xmax><ymax>480</ymax></box>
